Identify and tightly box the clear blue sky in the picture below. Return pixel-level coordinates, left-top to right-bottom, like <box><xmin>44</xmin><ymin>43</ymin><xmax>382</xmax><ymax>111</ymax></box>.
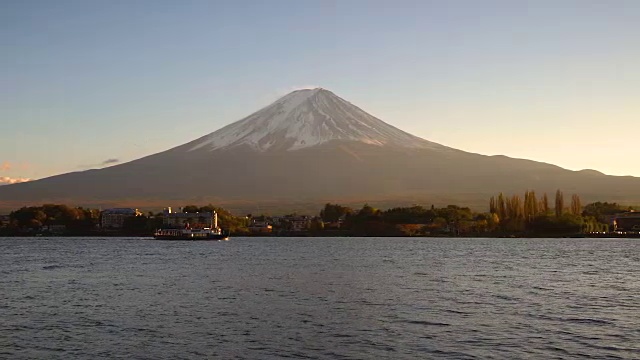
<box><xmin>2</xmin><ymin>0</ymin><xmax>639</xmax><ymax>183</ymax></box>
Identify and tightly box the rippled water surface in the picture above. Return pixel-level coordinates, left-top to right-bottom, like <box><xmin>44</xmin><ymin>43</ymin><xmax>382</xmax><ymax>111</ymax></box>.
<box><xmin>1</xmin><ymin>237</ymin><xmax>639</xmax><ymax>359</ymax></box>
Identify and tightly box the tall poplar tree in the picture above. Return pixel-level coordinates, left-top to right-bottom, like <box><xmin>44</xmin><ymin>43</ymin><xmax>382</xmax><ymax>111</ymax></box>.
<box><xmin>497</xmin><ymin>193</ymin><xmax>506</xmax><ymax>221</ymax></box>
<box><xmin>524</xmin><ymin>190</ymin><xmax>538</xmax><ymax>222</ymax></box>
<box><xmin>506</xmin><ymin>195</ymin><xmax>523</xmax><ymax>220</ymax></box>
<box><xmin>505</xmin><ymin>196</ymin><xmax>513</xmax><ymax>220</ymax></box>
<box><xmin>530</xmin><ymin>191</ymin><xmax>538</xmax><ymax>217</ymax></box>
<box><xmin>513</xmin><ymin>195</ymin><xmax>523</xmax><ymax>220</ymax></box>
<box><xmin>570</xmin><ymin>194</ymin><xmax>582</xmax><ymax>216</ymax></box>
<box><xmin>540</xmin><ymin>193</ymin><xmax>549</xmax><ymax>215</ymax></box>
<box><xmin>555</xmin><ymin>190</ymin><xmax>564</xmax><ymax>218</ymax></box>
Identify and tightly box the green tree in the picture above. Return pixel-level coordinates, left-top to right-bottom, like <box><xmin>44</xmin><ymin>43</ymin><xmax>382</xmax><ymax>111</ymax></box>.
<box><xmin>582</xmin><ymin>202</ymin><xmax>624</xmax><ymax>221</ymax></box>
<box><xmin>382</xmin><ymin>206</ymin><xmax>435</xmax><ymax>224</ymax></box>
<box><xmin>309</xmin><ymin>218</ymin><xmax>325</xmax><ymax>232</ymax></box>
<box><xmin>182</xmin><ymin>205</ymin><xmax>200</xmax><ymax>213</ymax></box>
<box><xmin>530</xmin><ymin>213</ymin><xmax>583</xmax><ymax>236</ymax></box>
<box><xmin>195</xmin><ymin>204</ymin><xmax>249</xmax><ymax>233</ymax></box>
<box><xmin>319</xmin><ymin>203</ymin><xmax>353</xmax><ymax>222</ymax></box>
<box><xmin>358</xmin><ymin>204</ymin><xmax>379</xmax><ymax>217</ymax></box>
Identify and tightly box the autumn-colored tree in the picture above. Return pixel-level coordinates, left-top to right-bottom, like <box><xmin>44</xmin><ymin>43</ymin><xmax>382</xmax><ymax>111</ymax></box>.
<box><xmin>540</xmin><ymin>193</ymin><xmax>550</xmax><ymax>215</ymax></box>
<box><xmin>504</xmin><ymin>195</ymin><xmax>524</xmax><ymax>221</ymax></box>
<box><xmin>512</xmin><ymin>195</ymin><xmax>523</xmax><ymax>220</ymax></box>
<box><xmin>570</xmin><ymin>194</ymin><xmax>582</xmax><ymax>216</ymax></box>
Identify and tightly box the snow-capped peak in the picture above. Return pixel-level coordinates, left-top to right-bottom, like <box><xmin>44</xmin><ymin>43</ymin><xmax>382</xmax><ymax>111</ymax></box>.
<box><xmin>189</xmin><ymin>88</ymin><xmax>443</xmax><ymax>152</ymax></box>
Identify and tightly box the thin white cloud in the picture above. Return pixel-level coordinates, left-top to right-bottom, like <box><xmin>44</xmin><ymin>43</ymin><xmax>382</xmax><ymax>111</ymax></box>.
<box><xmin>258</xmin><ymin>85</ymin><xmax>324</xmax><ymax>106</ymax></box>
<box><xmin>274</xmin><ymin>85</ymin><xmax>323</xmax><ymax>99</ymax></box>
<box><xmin>101</xmin><ymin>158</ymin><xmax>119</xmax><ymax>165</ymax></box>
<box><xmin>0</xmin><ymin>176</ymin><xmax>31</xmax><ymax>185</ymax></box>
<box><xmin>78</xmin><ymin>158</ymin><xmax>121</xmax><ymax>169</ymax></box>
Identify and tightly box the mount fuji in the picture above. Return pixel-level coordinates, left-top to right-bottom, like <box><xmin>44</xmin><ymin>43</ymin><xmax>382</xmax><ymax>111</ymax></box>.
<box><xmin>1</xmin><ymin>88</ymin><xmax>639</xmax><ymax>212</ymax></box>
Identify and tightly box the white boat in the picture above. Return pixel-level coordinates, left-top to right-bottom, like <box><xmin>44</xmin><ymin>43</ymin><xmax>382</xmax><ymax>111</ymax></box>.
<box><xmin>153</xmin><ymin>207</ymin><xmax>229</xmax><ymax>241</ymax></box>
<box><xmin>153</xmin><ymin>227</ymin><xmax>229</xmax><ymax>240</ymax></box>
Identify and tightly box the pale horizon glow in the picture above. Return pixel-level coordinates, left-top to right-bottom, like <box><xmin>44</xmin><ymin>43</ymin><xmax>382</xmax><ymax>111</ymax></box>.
<box><xmin>0</xmin><ymin>176</ymin><xmax>32</xmax><ymax>185</ymax></box>
<box><xmin>1</xmin><ymin>0</ymin><xmax>639</xmax><ymax>182</ymax></box>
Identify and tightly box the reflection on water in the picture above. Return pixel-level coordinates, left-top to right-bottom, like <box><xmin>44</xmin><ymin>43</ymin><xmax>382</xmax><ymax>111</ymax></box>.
<box><xmin>1</xmin><ymin>237</ymin><xmax>639</xmax><ymax>359</ymax></box>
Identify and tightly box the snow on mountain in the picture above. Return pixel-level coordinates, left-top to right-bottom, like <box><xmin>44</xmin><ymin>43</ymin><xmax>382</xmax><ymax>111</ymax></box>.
<box><xmin>189</xmin><ymin>88</ymin><xmax>445</xmax><ymax>152</ymax></box>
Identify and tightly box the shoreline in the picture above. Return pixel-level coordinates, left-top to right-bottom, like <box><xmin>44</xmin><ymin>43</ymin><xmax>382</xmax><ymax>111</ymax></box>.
<box><xmin>1</xmin><ymin>233</ymin><xmax>639</xmax><ymax>239</ymax></box>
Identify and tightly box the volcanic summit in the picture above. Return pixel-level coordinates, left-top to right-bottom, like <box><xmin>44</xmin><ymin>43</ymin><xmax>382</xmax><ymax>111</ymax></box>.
<box><xmin>189</xmin><ymin>88</ymin><xmax>445</xmax><ymax>152</ymax></box>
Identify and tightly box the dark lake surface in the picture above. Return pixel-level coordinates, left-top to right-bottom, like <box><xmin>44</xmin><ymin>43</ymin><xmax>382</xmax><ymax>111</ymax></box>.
<box><xmin>1</xmin><ymin>237</ymin><xmax>639</xmax><ymax>359</ymax></box>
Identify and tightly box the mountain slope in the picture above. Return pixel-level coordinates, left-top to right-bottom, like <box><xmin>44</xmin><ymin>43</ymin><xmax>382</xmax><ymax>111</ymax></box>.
<box><xmin>1</xmin><ymin>89</ymin><xmax>639</xmax><ymax>212</ymax></box>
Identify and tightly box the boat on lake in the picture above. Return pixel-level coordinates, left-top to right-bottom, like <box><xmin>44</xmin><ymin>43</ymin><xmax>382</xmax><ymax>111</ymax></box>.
<box><xmin>152</xmin><ymin>207</ymin><xmax>230</xmax><ymax>241</ymax></box>
<box><xmin>153</xmin><ymin>227</ymin><xmax>229</xmax><ymax>241</ymax></box>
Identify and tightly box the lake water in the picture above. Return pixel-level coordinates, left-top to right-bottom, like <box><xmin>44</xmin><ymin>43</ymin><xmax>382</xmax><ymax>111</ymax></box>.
<box><xmin>1</xmin><ymin>237</ymin><xmax>639</xmax><ymax>359</ymax></box>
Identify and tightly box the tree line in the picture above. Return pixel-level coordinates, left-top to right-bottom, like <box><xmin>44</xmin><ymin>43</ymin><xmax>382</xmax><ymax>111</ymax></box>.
<box><xmin>0</xmin><ymin>204</ymin><xmax>250</xmax><ymax>236</ymax></box>
<box><xmin>0</xmin><ymin>196</ymin><xmax>636</xmax><ymax>237</ymax></box>
<box><xmin>319</xmin><ymin>191</ymin><xmax>636</xmax><ymax>237</ymax></box>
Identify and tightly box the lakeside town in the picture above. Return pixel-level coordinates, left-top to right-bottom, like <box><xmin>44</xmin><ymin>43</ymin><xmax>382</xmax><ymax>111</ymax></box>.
<box><xmin>1</xmin><ymin>190</ymin><xmax>639</xmax><ymax>238</ymax></box>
